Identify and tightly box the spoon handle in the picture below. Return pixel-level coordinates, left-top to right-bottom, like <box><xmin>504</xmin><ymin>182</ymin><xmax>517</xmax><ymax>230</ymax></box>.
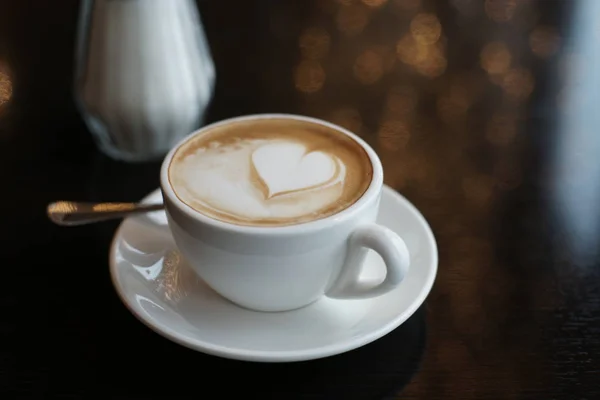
<box><xmin>47</xmin><ymin>201</ymin><xmax>164</xmax><ymax>226</ymax></box>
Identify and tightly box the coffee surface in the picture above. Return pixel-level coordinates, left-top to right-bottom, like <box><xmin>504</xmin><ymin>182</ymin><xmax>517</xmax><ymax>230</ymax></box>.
<box><xmin>168</xmin><ymin>118</ymin><xmax>372</xmax><ymax>227</ymax></box>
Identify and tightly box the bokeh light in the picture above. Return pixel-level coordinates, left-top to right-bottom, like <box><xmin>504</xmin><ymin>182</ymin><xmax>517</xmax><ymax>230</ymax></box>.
<box><xmin>484</xmin><ymin>0</ymin><xmax>517</xmax><ymax>23</ymax></box>
<box><xmin>0</xmin><ymin>67</ymin><xmax>12</xmax><ymax>108</ymax></box>
<box><xmin>410</xmin><ymin>13</ymin><xmax>442</xmax><ymax>45</ymax></box>
<box><xmin>328</xmin><ymin>107</ymin><xmax>362</xmax><ymax>133</ymax></box>
<box><xmin>378</xmin><ymin>119</ymin><xmax>411</xmax><ymax>151</ymax></box>
<box><xmin>299</xmin><ymin>27</ymin><xmax>331</xmax><ymax>60</ymax></box>
<box><xmin>361</xmin><ymin>0</ymin><xmax>388</xmax><ymax>7</ymax></box>
<box><xmin>396</xmin><ymin>34</ymin><xmax>447</xmax><ymax>78</ymax></box>
<box><xmin>480</xmin><ymin>41</ymin><xmax>511</xmax><ymax>76</ymax></box>
<box><xmin>502</xmin><ymin>68</ymin><xmax>535</xmax><ymax>100</ymax></box>
<box><xmin>336</xmin><ymin>3</ymin><xmax>370</xmax><ymax>36</ymax></box>
<box><xmin>385</xmin><ymin>85</ymin><xmax>418</xmax><ymax>115</ymax></box>
<box><xmin>396</xmin><ymin>34</ymin><xmax>421</xmax><ymax>65</ymax></box>
<box><xmin>414</xmin><ymin>50</ymin><xmax>447</xmax><ymax>78</ymax></box>
<box><xmin>529</xmin><ymin>26</ymin><xmax>561</xmax><ymax>58</ymax></box>
<box><xmin>395</xmin><ymin>14</ymin><xmax>446</xmax><ymax>78</ymax></box>
<box><xmin>353</xmin><ymin>49</ymin><xmax>384</xmax><ymax>84</ymax></box>
<box><xmin>294</xmin><ymin>60</ymin><xmax>326</xmax><ymax>93</ymax></box>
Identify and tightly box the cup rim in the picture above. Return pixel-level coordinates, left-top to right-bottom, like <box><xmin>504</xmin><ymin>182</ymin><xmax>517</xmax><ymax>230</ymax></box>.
<box><xmin>160</xmin><ymin>113</ymin><xmax>383</xmax><ymax>235</ymax></box>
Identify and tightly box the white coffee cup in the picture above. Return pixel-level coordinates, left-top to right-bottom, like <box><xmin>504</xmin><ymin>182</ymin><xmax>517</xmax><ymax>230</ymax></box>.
<box><xmin>160</xmin><ymin>114</ymin><xmax>410</xmax><ymax>312</ymax></box>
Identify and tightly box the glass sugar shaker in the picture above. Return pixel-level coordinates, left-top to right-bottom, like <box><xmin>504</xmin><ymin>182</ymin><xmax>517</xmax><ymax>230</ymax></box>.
<box><xmin>74</xmin><ymin>0</ymin><xmax>215</xmax><ymax>162</ymax></box>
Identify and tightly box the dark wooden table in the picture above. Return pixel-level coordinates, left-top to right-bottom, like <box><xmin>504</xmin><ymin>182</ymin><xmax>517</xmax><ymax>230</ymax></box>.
<box><xmin>2</xmin><ymin>0</ymin><xmax>599</xmax><ymax>399</ymax></box>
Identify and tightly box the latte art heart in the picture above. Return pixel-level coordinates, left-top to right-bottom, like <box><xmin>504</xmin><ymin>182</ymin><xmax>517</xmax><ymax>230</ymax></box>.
<box><xmin>251</xmin><ymin>143</ymin><xmax>344</xmax><ymax>198</ymax></box>
<box><xmin>168</xmin><ymin>118</ymin><xmax>373</xmax><ymax>226</ymax></box>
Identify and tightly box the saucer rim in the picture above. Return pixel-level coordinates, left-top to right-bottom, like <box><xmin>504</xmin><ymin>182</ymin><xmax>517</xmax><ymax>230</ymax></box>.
<box><xmin>109</xmin><ymin>185</ymin><xmax>438</xmax><ymax>362</ymax></box>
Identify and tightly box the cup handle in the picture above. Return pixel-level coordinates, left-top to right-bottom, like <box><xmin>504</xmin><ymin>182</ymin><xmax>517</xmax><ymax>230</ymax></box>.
<box><xmin>327</xmin><ymin>224</ymin><xmax>410</xmax><ymax>299</ymax></box>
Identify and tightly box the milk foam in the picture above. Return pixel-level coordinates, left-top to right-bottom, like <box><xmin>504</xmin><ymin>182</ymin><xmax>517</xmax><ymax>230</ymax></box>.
<box><xmin>171</xmin><ymin>138</ymin><xmax>347</xmax><ymax>222</ymax></box>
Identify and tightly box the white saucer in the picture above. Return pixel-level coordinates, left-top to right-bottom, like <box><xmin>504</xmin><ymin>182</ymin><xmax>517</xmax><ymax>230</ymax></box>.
<box><xmin>109</xmin><ymin>185</ymin><xmax>437</xmax><ymax>362</ymax></box>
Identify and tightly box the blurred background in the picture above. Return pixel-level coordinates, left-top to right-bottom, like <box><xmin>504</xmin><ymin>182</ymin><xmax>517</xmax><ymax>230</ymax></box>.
<box><xmin>2</xmin><ymin>0</ymin><xmax>600</xmax><ymax>398</ymax></box>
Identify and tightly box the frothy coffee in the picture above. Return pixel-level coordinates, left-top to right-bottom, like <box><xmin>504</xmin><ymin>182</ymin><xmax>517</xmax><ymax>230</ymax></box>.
<box><xmin>168</xmin><ymin>118</ymin><xmax>373</xmax><ymax>227</ymax></box>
